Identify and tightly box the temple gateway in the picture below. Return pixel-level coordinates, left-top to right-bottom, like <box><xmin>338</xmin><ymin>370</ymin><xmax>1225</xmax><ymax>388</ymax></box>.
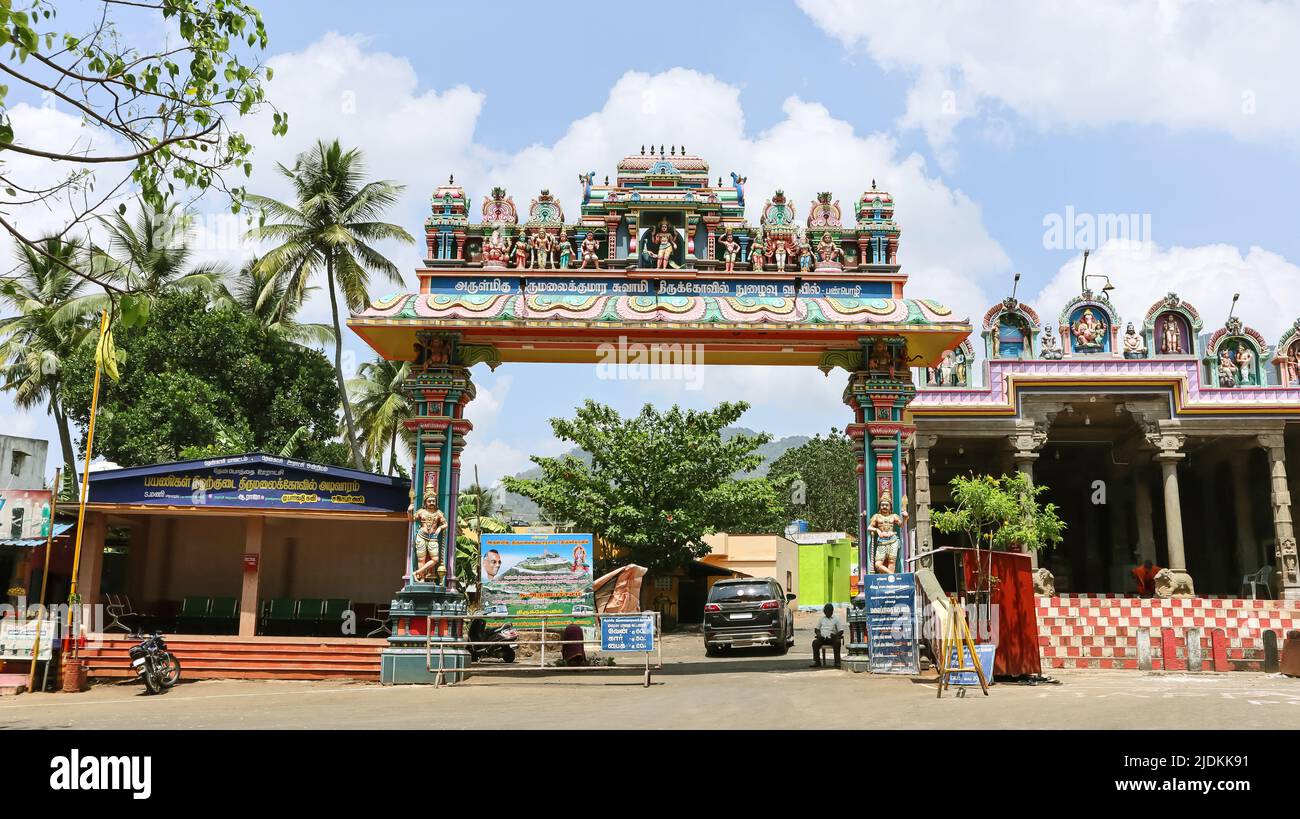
<box><xmin>347</xmin><ymin>147</ymin><xmax>1297</xmax><ymax>679</ymax></box>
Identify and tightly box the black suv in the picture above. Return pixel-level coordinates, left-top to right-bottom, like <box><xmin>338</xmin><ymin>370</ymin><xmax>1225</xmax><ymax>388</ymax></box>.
<box><xmin>703</xmin><ymin>578</ymin><xmax>796</xmax><ymax>656</ymax></box>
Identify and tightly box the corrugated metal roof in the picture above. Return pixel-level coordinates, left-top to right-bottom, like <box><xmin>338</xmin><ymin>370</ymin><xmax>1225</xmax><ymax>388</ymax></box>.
<box><xmin>0</xmin><ymin>521</ymin><xmax>72</xmax><ymax>547</ymax></box>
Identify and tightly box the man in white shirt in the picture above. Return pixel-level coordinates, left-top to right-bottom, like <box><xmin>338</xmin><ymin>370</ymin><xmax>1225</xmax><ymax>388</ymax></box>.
<box><xmin>811</xmin><ymin>603</ymin><xmax>844</xmax><ymax>668</ymax></box>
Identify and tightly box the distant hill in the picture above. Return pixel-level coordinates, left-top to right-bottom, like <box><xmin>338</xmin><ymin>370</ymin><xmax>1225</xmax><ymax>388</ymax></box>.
<box><xmin>493</xmin><ymin>426</ymin><xmax>811</xmax><ymax>524</ymax></box>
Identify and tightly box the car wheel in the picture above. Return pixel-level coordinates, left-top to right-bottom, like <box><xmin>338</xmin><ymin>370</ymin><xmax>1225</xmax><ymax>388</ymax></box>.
<box><xmin>705</xmin><ymin>644</ymin><xmax>721</xmax><ymax>657</ymax></box>
<box><xmin>772</xmin><ymin>638</ymin><xmax>789</xmax><ymax>656</ymax></box>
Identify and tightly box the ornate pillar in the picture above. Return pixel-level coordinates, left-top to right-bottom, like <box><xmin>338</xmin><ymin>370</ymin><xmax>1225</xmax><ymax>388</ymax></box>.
<box><xmin>1228</xmin><ymin>450</ymin><xmax>1258</xmax><ymax>576</ymax></box>
<box><xmin>425</xmin><ymin>232</ymin><xmax>436</xmax><ymax>260</ymax></box>
<box><xmin>703</xmin><ymin>215</ymin><xmax>719</xmax><ymax>261</ymax></box>
<box><xmin>857</xmin><ymin>235</ymin><xmax>869</xmax><ymax>269</ymax></box>
<box><xmin>1150</xmin><ymin>429</ymin><xmax>1193</xmax><ymax>595</ymax></box>
<box><xmin>381</xmin><ymin>331</ymin><xmax>483</xmax><ymax>684</ymax></box>
<box><xmin>845</xmin><ymin>336</ymin><xmax>916</xmax><ymax>580</ymax></box>
<box><xmin>455</xmin><ymin>230</ymin><xmax>466</xmax><ymax>261</ymax></box>
<box><xmin>1012</xmin><ymin>423</ymin><xmax>1046</xmax><ymax>570</ymax></box>
<box><xmin>1134</xmin><ymin>466</ymin><xmax>1157</xmax><ymax>563</ymax></box>
<box><xmin>605</xmin><ymin>216</ymin><xmax>621</xmax><ymax>263</ymax></box>
<box><xmin>1259</xmin><ymin>432</ymin><xmax>1299</xmax><ymax>600</ymax></box>
<box><xmin>913</xmin><ymin>433</ymin><xmax>937</xmax><ymax>569</ymax></box>
<box><xmin>1107</xmin><ymin>465</ymin><xmax>1130</xmax><ymax>592</ymax></box>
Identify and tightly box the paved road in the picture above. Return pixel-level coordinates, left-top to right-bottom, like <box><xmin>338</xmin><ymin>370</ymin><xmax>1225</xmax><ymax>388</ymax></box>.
<box><xmin>3</xmin><ymin>619</ymin><xmax>1299</xmax><ymax>729</ymax></box>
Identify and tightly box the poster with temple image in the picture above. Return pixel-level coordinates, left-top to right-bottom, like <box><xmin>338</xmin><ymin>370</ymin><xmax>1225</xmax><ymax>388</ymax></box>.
<box><xmin>479</xmin><ymin>533</ymin><xmax>595</xmax><ymax>627</ymax></box>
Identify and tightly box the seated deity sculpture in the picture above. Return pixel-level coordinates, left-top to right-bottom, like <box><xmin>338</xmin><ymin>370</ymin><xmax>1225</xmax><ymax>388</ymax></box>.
<box><xmin>1040</xmin><ymin>326</ymin><xmax>1063</xmax><ymax>359</ymax></box>
<box><xmin>1217</xmin><ymin>348</ymin><xmax>1238</xmax><ymax>387</ymax></box>
<box><xmin>1072</xmin><ymin>308</ymin><xmax>1105</xmax><ymax>351</ymax></box>
<box><xmin>1122</xmin><ymin>322</ymin><xmax>1147</xmax><ymax>358</ymax></box>
<box><xmin>483</xmin><ymin>228</ymin><xmax>509</xmax><ymax>269</ymax></box>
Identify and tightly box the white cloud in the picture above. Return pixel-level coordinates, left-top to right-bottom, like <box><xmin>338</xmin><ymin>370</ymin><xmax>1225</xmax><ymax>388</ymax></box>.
<box><xmin>1032</xmin><ymin>240</ymin><xmax>1300</xmax><ymax>345</ymax></box>
<box><xmin>798</xmin><ymin>0</ymin><xmax>1300</xmax><ymax>157</ymax></box>
<box><xmin>0</xmin><ymin>410</ymin><xmax>39</xmax><ymax>439</ymax></box>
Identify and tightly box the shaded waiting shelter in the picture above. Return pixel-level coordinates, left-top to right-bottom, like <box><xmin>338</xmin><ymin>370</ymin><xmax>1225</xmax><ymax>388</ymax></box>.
<box><xmin>78</xmin><ymin>453</ymin><xmax>410</xmax><ymax>637</ymax></box>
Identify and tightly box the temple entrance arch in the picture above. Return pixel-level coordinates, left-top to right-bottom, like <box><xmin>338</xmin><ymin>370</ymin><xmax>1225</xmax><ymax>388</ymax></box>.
<box><xmin>347</xmin><ymin>151</ymin><xmax>971</xmax><ymax>683</ymax></box>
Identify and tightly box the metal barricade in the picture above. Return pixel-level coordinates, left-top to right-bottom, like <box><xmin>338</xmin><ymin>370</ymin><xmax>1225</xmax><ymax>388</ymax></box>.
<box><xmin>425</xmin><ymin>611</ymin><xmax>663</xmax><ymax>688</ymax></box>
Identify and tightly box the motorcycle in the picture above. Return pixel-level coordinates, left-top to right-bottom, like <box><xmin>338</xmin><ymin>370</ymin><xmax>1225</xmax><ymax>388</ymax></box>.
<box><xmin>467</xmin><ymin>618</ymin><xmax>518</xmax><ymax>663</ymax></box>
<box><xmin>128</xmin><ymin>632</ymin><xmax>181</xmax><ymax>694</ymax></box>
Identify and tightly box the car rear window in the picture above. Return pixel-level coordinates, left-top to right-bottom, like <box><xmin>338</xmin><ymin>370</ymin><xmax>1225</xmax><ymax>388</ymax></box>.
<box><xmin>708</xmin><ymin>582</ymin><xmax>775</xmax><ymax>603</ymax></box>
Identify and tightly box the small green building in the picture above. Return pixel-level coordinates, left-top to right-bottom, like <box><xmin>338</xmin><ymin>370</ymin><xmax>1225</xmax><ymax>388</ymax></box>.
<box><xmin>796</xmin><ymin>536</ymin><xmax>854</xmax><ymax>609</ymax></box>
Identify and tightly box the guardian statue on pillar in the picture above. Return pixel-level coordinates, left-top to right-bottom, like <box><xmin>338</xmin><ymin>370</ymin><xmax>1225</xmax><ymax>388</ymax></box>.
<box><xmin>869</xmin><ymin>494</ymin><xmax>908</xmax><ymax>574</ymax></box>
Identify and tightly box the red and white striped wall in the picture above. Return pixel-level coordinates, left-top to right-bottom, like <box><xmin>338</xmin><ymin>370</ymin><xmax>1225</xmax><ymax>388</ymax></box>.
<box><xmin>1036</xmin><ymin>595</ymin><xmax>1300</xmax><ymax>671</ymax></box>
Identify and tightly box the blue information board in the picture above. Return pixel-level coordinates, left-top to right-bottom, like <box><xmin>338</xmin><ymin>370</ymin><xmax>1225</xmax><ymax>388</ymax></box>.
<box><xmin>945</xmin><ymin>643</ymin><xmax>996</xmax><ymax>686</ymax></box>
<box><xmin>600</xmin><ymin>614</ymin><xmax>655</xmax><ymax>652</ymax></box>
<box><xmin>865</xmin><ymin>573</ymin><xmax>920</xmax><ymax>675</ymax></box>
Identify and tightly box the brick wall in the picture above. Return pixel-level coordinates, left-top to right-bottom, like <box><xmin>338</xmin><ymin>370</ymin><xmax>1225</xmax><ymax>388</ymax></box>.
<box><xmin>1037</xmin><ymin>595</ymin><xmax>1300</xmax><ymax>671</ymax></box>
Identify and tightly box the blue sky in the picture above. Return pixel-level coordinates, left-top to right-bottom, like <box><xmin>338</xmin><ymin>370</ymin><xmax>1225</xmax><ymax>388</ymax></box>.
<box><xmin>5</xmin><ymin>0</ymin><xmax>1300</xmax><ymax>486</ymax></box>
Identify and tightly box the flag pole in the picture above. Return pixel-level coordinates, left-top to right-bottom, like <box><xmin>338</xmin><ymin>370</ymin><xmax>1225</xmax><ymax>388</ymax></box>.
<box><xmin>66</xmin><ymin>309</ymin><xmax>110</xmax><ymax>679</ymax></box>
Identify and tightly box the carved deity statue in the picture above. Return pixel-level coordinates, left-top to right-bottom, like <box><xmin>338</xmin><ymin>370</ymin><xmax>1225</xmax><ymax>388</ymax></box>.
<box><xmin>1072</xmin><ymin>308</ymin><xmax>1105</xmax><ymax>351</ymax></box>
<box><xmin>1040</xmin><ymin>325</ymin><xmax>1063</xmax><ymax>360</ymax></box>
<box><xmin>1218</xmin><ymin>348</ymin><xmax>1238</xmax><ymax>387</ymax></box>
<box><xmin>817</xmin><ymin>231</ymin><xmax>842</xmax><ymax>265</ymax></box>
<box><xmin>750</xmin><ymin>230</ymin><xmax>767</xmax><ymax>271</ymax></box>
<box><xmin>772</xmin><ymin>235</ymin><xmax>789</xmax><ymax>273</ymax></box>
<box><xmin>483</xmin><ymin>227</ymin><xmax>509</xmax><ymax>268</ymax></box>
<box><xmin>798</xmin><ymin>232</ymin><xmax>814</xmax><ymax>272</ymax></box>
<box><xmin>1161</xmin><ymin>314</ymin><xmax>1183</xmax><ymax>354</ymax></box>
<box><xmin>1122</xmin><ymin>322</ymin><xmax>1147</xmax><ymax>358</ymax></box>
<box><xmin>556</xmin><ymin>228</ymin><xmax>573</xmax><ymax>270</ymax></box>
<box><xmin>652</xmin><ymin>219</ymin><xmax>678</xmax><ymax>270</ymax></box>
<box><xmin>1236</xmin><ymin>342</ymin><xmax>1255</xmax><ymax>385</ymax></box>
<box><xmin>720</xmin><ymin>230</ymin><xmax>740</xmax><ymax>273</ymax></box>
<box><xmin>531</xmin><ymin>229</ymin><xmax>552</xmax><ymax>270</ymax></box>
<box><xmin>579</xmin><ymin>232</ymin><xmax>601</xmax><ymax>269</ymax></box>
<box><xmin>936</xmin><ymin>350</ymin><xmax>956</xmax><ymax>386</ymax></box>
<box><xmin>869</xmin><ymin>494</ymin><xmax>908</xmax><ymax>574</ymax></box>
<box><xmin>511</xmin><ymin>230</ymin><xmax>530</xmax><ymax>269</ymax></box>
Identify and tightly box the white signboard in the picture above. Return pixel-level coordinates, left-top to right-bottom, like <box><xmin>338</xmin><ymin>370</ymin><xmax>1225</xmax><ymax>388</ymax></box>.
<box><xmin>0</xmin><ymin>618</ymin><xmax>56</xmax><ymax>661</ymax></box>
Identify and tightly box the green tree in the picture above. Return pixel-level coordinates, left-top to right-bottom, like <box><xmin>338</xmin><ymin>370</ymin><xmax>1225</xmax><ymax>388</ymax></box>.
<box><xmin>503</xmin><ymin>400</ymin><xmax>782</xmax><ymax>571</ymax></box>
<box><xmin>245</xmin><ymin>139</ymin><xmax>413</xmax><ymax>470</ymax></box>
<box><xmin>60</xmin><ymin>290</ymin><xmax>344</xmax><ymax>466</ymax></box>
<box><xmin>212</xmin><ymin>256</ymin><xmax>335</xmax><ymax>347</ymax></box>
<box><xmin>346</xmin><ymin>356</ymin><xmax>411</xmax><ymax>474</ymax></box>
<box><xmin>0</xmin><ymin>0</ymin><xmax>285</xmax><ymax>289</ymax></box>
<box><xmin>91</xmin><ymin>204</ymin><xmax>226</xmax><ymax>303</ymax></box>
<box><xmin>932</xmin><ymin>472</ymin><xmax>1066</xmax><ymax>588</ymax></box>
<box><xmin>766</xmin><ymin>429</ymin><xmax>858</xmax><ymax>533</ymax></box>
<box><xmin>0</xmin><ymin>236</ymin><xmax>101</xmax><ymax>496</ymax></box>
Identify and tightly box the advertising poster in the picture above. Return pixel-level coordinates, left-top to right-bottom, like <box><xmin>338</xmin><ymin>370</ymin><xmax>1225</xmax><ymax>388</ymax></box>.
<box><xmin>0</xmin><ymin>489</ymin><xmax>52</xmax><ymax>540</ymax></box>
<box><xmin>480</xmin><ymin>533</ymin><xmax>595</xmax><ymax>626</ymax></box>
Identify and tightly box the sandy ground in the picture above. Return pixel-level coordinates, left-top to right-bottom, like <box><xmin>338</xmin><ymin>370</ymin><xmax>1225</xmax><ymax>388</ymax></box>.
<box><xmin>3</xmin><ymin>615</ymin><xmax>1298</xmax><ymax>729</ymax></box>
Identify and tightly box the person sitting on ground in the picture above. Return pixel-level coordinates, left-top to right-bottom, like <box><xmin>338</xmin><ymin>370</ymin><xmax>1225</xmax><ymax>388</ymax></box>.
<box><xmin>811</xmin><ymin>603</ymin><xmax>844</xmax><ymax>668</ymax></box>
<box><xmin>1132</xmin><ymin>559</ymin><xmax>1161</xmax><ymax>598</ymax></box>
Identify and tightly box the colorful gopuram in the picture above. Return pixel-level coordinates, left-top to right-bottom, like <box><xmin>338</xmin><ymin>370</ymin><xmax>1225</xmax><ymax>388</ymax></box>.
<box><xmin>349</xmin><ymin>148</ymin><xmax>969</xmax><ymax>683</ymax></box>
<box><xmin>913</xmin><ymin>289</ymin><xmax>1300</xmax><ymax>602</ymax></box>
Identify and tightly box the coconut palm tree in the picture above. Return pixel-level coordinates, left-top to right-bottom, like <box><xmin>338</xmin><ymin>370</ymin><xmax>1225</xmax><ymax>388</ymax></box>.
<box><xmin>91</xmin><ymin>203</ymin><xmax>227</xmax><ymax>299</ymax></box>
<box><xmin>244</xmin><ymin>140</ymin><xmax>413</xmax><ymax>470</ymax></box>
<box><xmin>212</xmin><ymin>257</ymin><xmax>335</xmax><ymax>347</ymax></box>
<box><xmin>0</xmin><ymin>237</ymin><xmax>104</xmax><ymax>498</ymax></box>
<box><xmin>347</xmin><ymin>357</ymin><xmax>412</xmax><ymax>474</ymax></box>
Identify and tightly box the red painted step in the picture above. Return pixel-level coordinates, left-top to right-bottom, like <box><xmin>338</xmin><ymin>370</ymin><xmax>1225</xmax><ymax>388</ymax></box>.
<box><xmin>82</xmin><ymin>635</ymin><xmax>385</xmax><ymax>681</ymax></box>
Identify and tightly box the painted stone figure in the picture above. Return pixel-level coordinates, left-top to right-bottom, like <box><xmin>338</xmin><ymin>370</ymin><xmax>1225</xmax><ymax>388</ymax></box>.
<box><xmin>817</xmin><ymin>231</ymin><xmax>842</xmax><ymax>266</ymax></box>
<box><xmin>410</xmin><ymin>494</ymin><xmax>448</xmax><ymax>584</ymax></box>
<box><xmin>1218</xmin><ymin>348</ymin><xmax>1238</xmax><ymax>387</ymax></box>
<box><xmin>798</xmin><ymin>232</ymin><xmax>814</xmax><ymax>272</ymax></box>
<box><xmin>1161</xmin><ymin>314</ymin><xmax>1183</xmax><ymax>354</ymax></box>
<box><xmin>869</xmin><ymin>494</ymin><xmax>908</xmax><ymax>574</ymax></box>
<box><xmin>750</xmin><ymin>231</ymin><xmax>767</xmax><ymax>271</ymax></box>
<box><xmin>556</xmin><ymin>228</ymin><xmax>573</xmax><ymax>270</ymax></box>
<box><xmin>1236</xmin><ymin>342</ymin><xmax>1255</xmax><ymax>385</ymax></box>
<box><xmin>579</xmin><ymin>232</ymin><xmax>601</xmax><ymax>269</ymax></box>
<box><xmin>531</xmin><ymin>229</ymin><xmax>552</xmax><ymax>270</ymax></box>
<box><xmin>772</xmin><ymin>235</ymin><xmax>789</xmax><ymax>272</ymax></box>
<box><xmin>652</xmin><ymin>219</ymin><xmax>678</xmax><ymax>270</ymax></box>
<box><xmin>936</xmin><ymin>350</ymin><xmax>956</xmax><ymax>386</ymax></box>
<box><xmin>483</xmin><ymin>227</ymin><xmax>509</xmax><ymax>269</ymax></box>
<box><xmin>512</xmin><ymin>230</ymin><xmax>530</xmax><ymax>269</ymax></box>
<box><xmin>1122</xmin><ymin>322</ymin><xmax>1146</xmax><ymax>358</ymax></box>
<box><xmin>1072</xmin><ymin>308</ymin><xmax>1105</xmax><ymax>351</ymax></box>
<box><xmin>1040</xmin><ymin>325</ymin><xmax>1063</xmax><ymax>359</ymax></box>
<box><xmin>720</xmin><ymin>230</ymin><xmax>740</xmax><ymax>273</ymax></box>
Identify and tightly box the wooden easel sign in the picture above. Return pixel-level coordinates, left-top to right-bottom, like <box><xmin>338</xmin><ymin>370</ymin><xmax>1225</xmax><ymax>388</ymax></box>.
<box><xmin>936</xmin><ymin>594</ymin><xmax>990</xmax><ymax>697</ymax></box>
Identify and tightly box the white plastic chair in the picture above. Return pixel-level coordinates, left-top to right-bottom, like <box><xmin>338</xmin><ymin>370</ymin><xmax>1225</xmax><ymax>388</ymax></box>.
<box><xmin>1241</xmin><ymin>565</ymin><xmax>1274</xmax><ymax>599</ymax></box>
